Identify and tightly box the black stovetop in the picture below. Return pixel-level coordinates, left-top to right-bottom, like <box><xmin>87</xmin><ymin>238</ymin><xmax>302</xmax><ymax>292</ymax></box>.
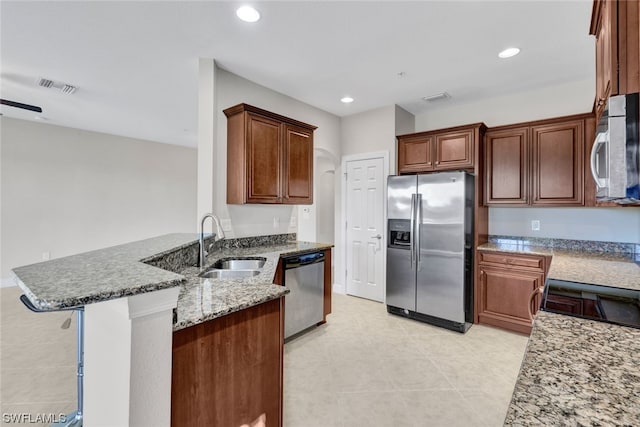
<box><xmin>541</xmin><ymin>279</ymin><xmax>640</xmax><ymax>329</ymax></box>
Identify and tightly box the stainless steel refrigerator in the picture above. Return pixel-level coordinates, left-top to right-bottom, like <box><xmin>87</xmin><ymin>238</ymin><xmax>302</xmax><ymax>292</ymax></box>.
<box><xmin>386</xmin><ymin>171</ymin><xmax>474</xmax><ymax>333</ymax></box>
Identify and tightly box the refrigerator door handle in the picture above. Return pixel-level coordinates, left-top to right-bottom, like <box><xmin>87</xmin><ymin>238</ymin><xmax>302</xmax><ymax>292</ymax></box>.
<box><xmin>410</xmin><ymin>193</ymin><xmax>416</xmax><ymax>268</ymax></box>
<box><xmin>416</xmin><ymin>194</ymin><xmax>422</xmax><ymax>271</ymax></box>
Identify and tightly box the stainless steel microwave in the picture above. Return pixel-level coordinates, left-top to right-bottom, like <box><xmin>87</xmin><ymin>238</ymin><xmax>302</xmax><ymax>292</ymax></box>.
<box><xmin>590</xmin><ymin>92</ymin><xmax>639</xmax><ymax>204</ymax></box>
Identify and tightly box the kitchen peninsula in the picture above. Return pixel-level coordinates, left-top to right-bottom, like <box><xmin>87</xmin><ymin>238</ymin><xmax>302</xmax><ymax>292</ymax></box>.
<box><xmin>11</xmin><ymin>233</ymin><xmax>332</xmax><ymax>427</ymax></box>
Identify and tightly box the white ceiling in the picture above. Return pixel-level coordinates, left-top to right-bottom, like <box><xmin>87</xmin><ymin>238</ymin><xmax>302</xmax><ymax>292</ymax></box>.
<box><xmin>1</xmin><ymin>1</ymin><xmax>595</xmax><ymax>148</ymax></box>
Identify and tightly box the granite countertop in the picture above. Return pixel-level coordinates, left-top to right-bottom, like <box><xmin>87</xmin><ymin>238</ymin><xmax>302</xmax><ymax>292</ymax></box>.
<box><xmin>12</xmin><ymin>233</ymin><xmax>332</xmax><ymax>332</ymax></box>
<box><xmin>477</xmin><ymin>241</ymin><xmax>640</xmax><ymax>291</ymax></box>
<box><xmin>11</xmin><ymin>233</ymin><xmax>200</xmax><ymax>310</ymax></box>
<box><xmin>504</xmin><ymin>311</ymin><xmax>640</xmax><ymax>426</ymax></box>
<box><xmin>173</xmin><ymin>241</ymin><xmax>332</xmax><ymax>331</ymax></box>
<box><xmin>482</xmin><ymin>237</ymin><xmax>640</xmax><ymax>425</ymax></box>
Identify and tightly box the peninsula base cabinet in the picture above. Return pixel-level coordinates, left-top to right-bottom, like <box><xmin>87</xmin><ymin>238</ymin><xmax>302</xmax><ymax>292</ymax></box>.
<box><xmin>171</xmin><ymin>298</ymin><xmax>284</xmax><ymax>427</ymax></box>
<box><xmin>477</xmin><ymin>251</ymin><xmax>550</xmax><ymax>335</ymax></box>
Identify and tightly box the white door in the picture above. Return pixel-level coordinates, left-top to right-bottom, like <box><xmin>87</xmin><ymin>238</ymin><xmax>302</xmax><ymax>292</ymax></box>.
<box><xmin>345</xmin><ymin>157</ymin><xmax>385</xmax><ymax>302</ymax></box>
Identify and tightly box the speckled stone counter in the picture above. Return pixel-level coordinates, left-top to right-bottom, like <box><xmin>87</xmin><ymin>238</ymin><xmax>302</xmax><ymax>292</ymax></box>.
<box><xmin>11</xmin><ymin>233</ymin><xmax>200</xmax><ymax>310</ymax></box>
<box><xmin>12</xmin><ymin>233</ymin><xmax>332</xmax><ymax>331</ymax></box>
<box><xmin>173</xmin><ymin>241</ymin><xmax>332</xmax><ymax>331</ymax></box>
<box><xmin>477</xmin><ymin>237</ymin><xmax>640</xmax><ymax>291</ymax></box>
<box><xmin>484</xmin><ymin>236</ymin><xmax>640</xmax><ymax>425</ymax></box>
<box><xmin>504</xmin><ymin>311</ymin><xmax>640</xmax><ymax>426</ymax></box>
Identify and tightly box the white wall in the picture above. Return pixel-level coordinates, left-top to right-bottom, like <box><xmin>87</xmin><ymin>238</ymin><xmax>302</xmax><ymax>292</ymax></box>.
<box><xmin>1</xmin><ymin>117</ymin><xmax>197</xmax><ymax>283</ymax></box>
<box><xmin>395</xmin><ymin>105</ymin><xmax>415</xmax><ymax>136</ymax></box>
<box><xmin>414</xmin><ymin>78</ymin><xmax>639</xmax><ymax>244</ymax></box>
<box><xmin>207</xmin><ymin>67</ymin><xmax>341</xmax><ymax>243</ymax></box>
<box><xmin>490</xmin><ymin>208</ymin><xmax>640</xmax><ymax>243</ymax></box>
<box><xmin>415</xmin><ymin>78</ymin><xmax>595</xmax><ymax>130</ymax></box>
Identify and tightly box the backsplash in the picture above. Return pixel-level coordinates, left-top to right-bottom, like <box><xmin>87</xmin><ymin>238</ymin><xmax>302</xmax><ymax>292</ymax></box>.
<box><xmin>144</xmin><ymin>233</ymin><xmax>297</xmax><ymax>272</ymax></box>
<box><xmin>489</xmin><ymin>235</ymin><xmax>639</xmax><ymax>255</ymax></box>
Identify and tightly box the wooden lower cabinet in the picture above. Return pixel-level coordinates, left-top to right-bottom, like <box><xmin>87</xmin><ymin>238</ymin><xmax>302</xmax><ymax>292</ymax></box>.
<box><xmin>477</xmin><ymin>251</ymin><xmax>548</xmax><ymax>335</ymax></box>
<box><xmin>172</xmin><ymin>298</ymin><xmax>284</xmax><ymax>427</ymax></box>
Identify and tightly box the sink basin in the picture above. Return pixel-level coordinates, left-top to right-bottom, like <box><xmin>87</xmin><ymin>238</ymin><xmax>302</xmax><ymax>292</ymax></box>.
<box><xmin>200</xmin><ymin>269</ymin><xmax>261</xmax><ymax>279</ymax></box>
<box><xmin>213</xmin><ymin>257</ymin><xmax>266</xmax><ymax>270</ymax></box>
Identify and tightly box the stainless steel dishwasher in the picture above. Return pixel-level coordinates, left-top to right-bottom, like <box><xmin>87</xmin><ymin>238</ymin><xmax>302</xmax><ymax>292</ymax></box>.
<box><xmin>283</xmin><ymin>251</ymin><xmax>325</xmax><ymax>339</ymax></box>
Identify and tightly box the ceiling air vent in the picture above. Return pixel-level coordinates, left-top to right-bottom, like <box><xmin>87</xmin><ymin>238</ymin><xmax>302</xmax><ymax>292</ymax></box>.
<box><xmin>61</xmin><ymin>84</ymin><xmax>77</xmax><ymax>95</ymax></box>
<box><xmin>37</xmin><ymin>77</ymin><xmax>78</xmax><ymax>95</ymax></box>
<box><xmin>422</xmin><ymin>92</ymin><xmax>451</xmax><ymax>103</ymax></box>
<box><xmin>38</xmin><ymin>78</ymin><xmax>54</xmax><ymax>88</ymax></box>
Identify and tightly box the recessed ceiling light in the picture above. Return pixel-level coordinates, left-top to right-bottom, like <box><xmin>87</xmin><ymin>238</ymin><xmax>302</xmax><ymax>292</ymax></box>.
<box><xmin>236</xmin><ymin>6</ymin><xmax>260</xmax><ymax>22</ymax></box>
<box><xmin>498</xmin><ymin>47</ymin><xmax>520</xmax><ymax>59</ymax></box>
<box><xmin>341</xmin><ymin>96</ymin><xmax>354</xmax><ymax>104</ymax></box>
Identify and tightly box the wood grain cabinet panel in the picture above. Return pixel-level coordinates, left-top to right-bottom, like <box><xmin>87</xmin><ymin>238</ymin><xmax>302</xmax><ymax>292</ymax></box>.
<box><xmin>397</xmin><ymin>135</ymin><xmax>433</xmax><ymax>173</ymax></box>
<box><xmin>590</xmin><ymin>0</ymin><xmax>639</xmax><ymax>118</ymax></box>
<box><xmin>172</xmin><ymin>298</ymin><xmax>284</xmax><ymax>427</ymax></box>
<box><xmin>531</xmin><ymin>120</ymin><xmax>584</xmax><ymax>205</ymax></box>
<box><xmin>434</xmin><ymin>130</ymin><xmax>474</xmax><ymax>170</ymax></box>
<box><xmin>477</xmin><ymin>251</ymin><xmax>549</xmax><ymax>335</ymax></box>
<box><xmin>283</xmin><ymin>124</ymin><xmax>313</xmax><ymax>204</ymax></box>
<box><xmin>484</xmin><ymin>127</ymin><xmax>529</xmax><ymax>204</ymax></box>
<box><xmin>247</xmin><ymin>114</ymin><xmax>282</xmax><ymax>202</ymax></box>
<box><xmin>397</xmin><ymin>123</ymin><xmax>485</xmax><ymax>174</ymax></box>
<box><xmin>484</xmin><ymin>115</ymin><xmax>588</xmax><ymax>207</ymax></box>
<box><xmin>224</xmin><ymin>103</ymin><xmax>316</xmax><ymax>205</ymax></box>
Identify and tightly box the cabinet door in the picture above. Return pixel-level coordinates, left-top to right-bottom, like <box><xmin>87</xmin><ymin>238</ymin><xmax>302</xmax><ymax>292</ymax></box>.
<box><xmin>397</xmin><ymin>136</ymin><xmax>433</xmax><ymax>173</ymax></box>
<box><xmin>531</xmin><ymin>120</ymin><xmax>584</xmax><ymax>206</ymax></box>
<box><xmin>246</xmin><ymin>113</ymin><xmax>282</xmax><ymax>203</ymax></box>
<box><xmin>484</xmin><ymin>127</ymin><xmax>529</xmax><ymax>205</ymax></box>
<box><xmin>478</xmin><ymin>265</ymin><xmax>544</xmax><ymax>335</ymax></box>
<box><xmin>594</xmin><ymin>0</ymin><xmax>614</xmax><ymax>117</ymax></box>
<box><xmin>434</xmin><ymin>130</ymin><xmax>474</xmax><ymax>170</ymax></box>
<box><xmin>283</xmin><ymin>124</ymin><xmax>313</xmax><ymax>204</ymax></box>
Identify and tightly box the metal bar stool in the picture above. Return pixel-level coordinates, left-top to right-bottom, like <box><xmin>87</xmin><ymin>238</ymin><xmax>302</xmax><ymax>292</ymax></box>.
<box><xmin>20</xmin><ymin>295</ymin><xmax>84</xmax><ymax>427</ymax></box>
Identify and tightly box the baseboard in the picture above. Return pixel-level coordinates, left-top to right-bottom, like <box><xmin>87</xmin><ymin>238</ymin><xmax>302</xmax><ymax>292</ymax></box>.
<box><xmin>332</xmin><ymin>282</ymin><xmax>346</xmax><ymax>295</ymax></box>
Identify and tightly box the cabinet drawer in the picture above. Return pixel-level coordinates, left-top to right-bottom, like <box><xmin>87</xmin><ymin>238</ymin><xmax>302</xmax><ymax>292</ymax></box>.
<box><xmin>478</xmin><ymin>251</ymin><xmax>545</xmax><ymax>270</ymax></box>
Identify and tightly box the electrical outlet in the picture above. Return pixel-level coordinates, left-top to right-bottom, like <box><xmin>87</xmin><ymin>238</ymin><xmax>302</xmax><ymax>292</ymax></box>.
<box><xmin>273</xmin><ymin>216</ymin><xmax>280</xmax><ymax>229</ymax></box>
<box><xmin>531</xmin><ymin>220</ymin><xmax>540</xmax><ymax>231</ymax></box>
<box><xmin>289</xmin><ymin>216</ymin><xmax>297</xmax><ymax>227</ymax></box>
<box><xmin>42</xmin><ymin>251</ymin><xmax>50</xmax><ymax>261</ymax></box>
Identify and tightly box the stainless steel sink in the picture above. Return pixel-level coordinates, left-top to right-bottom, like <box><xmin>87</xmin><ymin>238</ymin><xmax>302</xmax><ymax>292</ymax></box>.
<box><xmin>213</xmin><ymin>258</ymin><xmax>266</xmax><ymax>270</ymax></box>
<box><xmin>200</xmin><ymin>269</ymin><xmax>261</xmax><ymax>279</ymax></box>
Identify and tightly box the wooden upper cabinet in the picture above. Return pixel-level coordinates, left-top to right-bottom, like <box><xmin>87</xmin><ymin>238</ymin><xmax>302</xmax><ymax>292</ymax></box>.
<box><xmin>590</xmin><ymin>0</ymin><xmax>639</xmax><ymax>118</ymax></box>
<box><xmin>397</xmin><ymin>124</ymin><xmax>485</xmax><ymax>174</ymax></box>
<box><xmin>484</xmin><ymin>115</ymin><xmax>588</xmax><ymax>207</ymax></box>
<box><xmin>434</xmin><ymin>130</ymin><xmax>474</xmax><ymax>170</ymax></box>
<box><xmin>591</xmin><ymin>0</ymin><xmax>615</xmax><ymax>117</ymax></box>
<box><xmin>283</xmin><ymin>124</ymin><xmax>313</xmax><ymax>204</ymax></box>
<box><xmin>397</xmin><ymin>135</ymin><xmax>433</xmax><ymax>173</ymax></box>
<box><xmin>531</xmin><ymin>120</ymin><xmax>584</xmax><ymax>206</ymax></box>
<box><xmin>484</xmin><ymin>127</ymin><xmax>529</xmax><ymax>205</ymax></box>
<box><xmin>247</xmin><ymin>113</ymin><xmax>282</xmax><ymax>203</ymax></box>
<box><xmin>224</xmin><ymin>104</ymin><xmax>316</xmax><ymax>205</ymax></box>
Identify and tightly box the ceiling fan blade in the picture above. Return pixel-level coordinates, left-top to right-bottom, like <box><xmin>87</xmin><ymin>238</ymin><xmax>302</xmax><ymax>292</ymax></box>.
<box><xmin>0</xmin><ymin>99</ymin><xmax>43</xmax><ymax>113</ymax></box>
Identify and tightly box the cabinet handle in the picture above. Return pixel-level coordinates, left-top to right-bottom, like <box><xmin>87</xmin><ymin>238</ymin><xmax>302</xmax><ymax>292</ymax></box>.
<box><xmin>528</xmin><ymin>286</ymin><xmax>544</xmax><ymax>321</ymax></box>
<box><xmin>435</xmin><ymin>161</ymin><xmax>440</xmax><ymax>165</ymax></box>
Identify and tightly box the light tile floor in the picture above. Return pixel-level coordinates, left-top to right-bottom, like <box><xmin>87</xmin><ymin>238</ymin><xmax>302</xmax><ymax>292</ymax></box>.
<box><xmin>0</xmin><ymin>287</ymin><xmax>529</xmax><ymax>427</ymax></box>
<box><xmin>284</xmin><ymin>293</ymin><xmax>529</xmax><ymax>427</ymax></box>
<box><xmin>1</xmin><ymin>286</ymin><xmax>76</xmax><ymax>427</ymax></box>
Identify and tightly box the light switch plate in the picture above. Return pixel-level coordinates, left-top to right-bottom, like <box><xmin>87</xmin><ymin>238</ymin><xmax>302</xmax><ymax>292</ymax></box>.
<box><xmin>531</xmin><ymin>220</ymin><xmax>540</xmax><ymax>231</ymax></box>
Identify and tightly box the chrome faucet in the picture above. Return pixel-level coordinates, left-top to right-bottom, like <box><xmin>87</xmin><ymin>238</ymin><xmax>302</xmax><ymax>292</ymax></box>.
<box><xmin>199</xmin><ymin>213</ymin><xmax>225</xmax><ymax>271</ymax></box>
